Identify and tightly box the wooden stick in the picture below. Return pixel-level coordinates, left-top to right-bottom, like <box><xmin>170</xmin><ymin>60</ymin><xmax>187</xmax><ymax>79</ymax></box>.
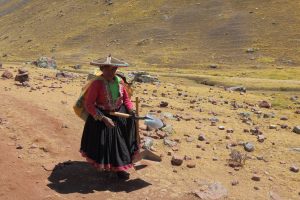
<box><xmin>109</xmin><ymin>112</ymin><xmax>131</xmax><ymax>118</ymax></box>
<box><xmin>135</xmin><ymin>97</ymin><xmax>140</xmax><ymax>144</ymax></box>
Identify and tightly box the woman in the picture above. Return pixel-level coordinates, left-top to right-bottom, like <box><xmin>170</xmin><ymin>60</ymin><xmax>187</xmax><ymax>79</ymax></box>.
<box><xmin>80</xmin><ymin>56</ymin><xmax>139</xmax><ymax>179</ymax></box>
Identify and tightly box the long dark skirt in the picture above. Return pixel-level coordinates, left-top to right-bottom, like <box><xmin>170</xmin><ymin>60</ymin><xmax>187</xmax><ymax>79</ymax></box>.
<box><xmin>80</xmin><ymin>105</ymin><xmax>139</xmax><ymax>172</ymax></box>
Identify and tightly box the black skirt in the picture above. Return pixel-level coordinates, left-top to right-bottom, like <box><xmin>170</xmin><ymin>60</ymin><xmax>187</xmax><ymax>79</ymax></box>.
<box><xmin>80</xmin><ymin>105</ymin><xmax>139</xmax><ymax>171</ymax></box>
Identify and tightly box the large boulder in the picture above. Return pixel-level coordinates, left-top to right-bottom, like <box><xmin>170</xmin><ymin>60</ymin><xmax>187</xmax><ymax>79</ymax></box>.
<box><xmin>129</xmin><ymin>71</ymin><xmax>159</xmax><ymax>83</ymax></box>
<box><xmin>15</xmin><ymin>68</ymin><xmax>29</xmax><ymax>83</ymax></box>
<box><xmin>34</xmin><ymin>57</ymin><xmax>57</xmax><ymax>69</ymax></box>
<box><xmin>2</xmin><ymin>70</ymin><xmax>13</xmax><ymax>79</ymax></box>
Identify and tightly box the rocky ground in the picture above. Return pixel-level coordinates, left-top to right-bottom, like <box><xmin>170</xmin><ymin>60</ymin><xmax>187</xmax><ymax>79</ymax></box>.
<box><xmin>0</xmin><ymin>63</ymin><xmax>299</xmax><ymax>200</ymax></box>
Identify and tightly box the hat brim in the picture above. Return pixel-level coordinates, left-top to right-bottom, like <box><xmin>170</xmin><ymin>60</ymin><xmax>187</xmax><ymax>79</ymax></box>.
<box><xmin>90</xmin><ymin>61</ymin><xmax>129</xmax><ymax>67</ymax></box>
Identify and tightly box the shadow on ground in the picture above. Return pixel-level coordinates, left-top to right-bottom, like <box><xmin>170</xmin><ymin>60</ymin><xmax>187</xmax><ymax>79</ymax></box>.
<box><xmin>47</xmin><ymin>161</ymin><xmax>151</xmax><ymax>194</ymax></box>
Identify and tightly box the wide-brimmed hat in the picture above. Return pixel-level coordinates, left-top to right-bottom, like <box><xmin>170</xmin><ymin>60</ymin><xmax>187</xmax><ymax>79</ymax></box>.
<box><xmin>90</xmin><ymin>54</ymin><xmax>129</xmax><ymax>67</ymax></box>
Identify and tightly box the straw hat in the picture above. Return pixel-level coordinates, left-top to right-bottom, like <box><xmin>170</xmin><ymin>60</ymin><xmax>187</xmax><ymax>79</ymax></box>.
<box><xmin>90</xmin><ymin>54</ymin><xmax>129</xmax><ymax>67</ymax></box>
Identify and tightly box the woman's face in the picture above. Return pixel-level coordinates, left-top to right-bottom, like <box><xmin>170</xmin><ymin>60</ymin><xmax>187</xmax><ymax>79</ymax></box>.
<box><xmin>102</xmin><ymin>65</ymin><xmax>118</xmax><ymax>80</ymax></box>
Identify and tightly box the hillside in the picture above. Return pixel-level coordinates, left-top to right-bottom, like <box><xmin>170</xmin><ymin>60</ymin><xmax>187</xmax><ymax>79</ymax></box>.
<box><xmin>0</xmin><ymin>0</ymin><xmax>300</xmax><ymax>68</ymax></box>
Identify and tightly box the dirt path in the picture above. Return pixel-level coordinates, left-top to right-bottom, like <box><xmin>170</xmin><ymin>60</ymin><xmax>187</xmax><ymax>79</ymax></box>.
<box><xmin>0</xmin><ymin>88</ymin><xmax>194</xmax><ymax>200</ymax></box>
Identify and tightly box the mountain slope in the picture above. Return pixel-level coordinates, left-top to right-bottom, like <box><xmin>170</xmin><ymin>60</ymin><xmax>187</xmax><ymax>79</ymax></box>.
<box><xmin>0</xmin><ymin>0</ymin><xmax>300</xmax><ymax>67</ymax></box>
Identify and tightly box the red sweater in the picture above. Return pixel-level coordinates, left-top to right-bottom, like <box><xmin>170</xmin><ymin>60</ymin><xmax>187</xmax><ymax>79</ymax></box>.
<box><xmin>84</xmin><ymin>78</ymin><xmax>133</xmax><ymax>116</ymax></box>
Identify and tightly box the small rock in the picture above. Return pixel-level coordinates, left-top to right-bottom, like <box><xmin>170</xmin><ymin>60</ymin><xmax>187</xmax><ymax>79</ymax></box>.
<box><xmin>231</xmin><ymin>180</ymin><xmax>239</xmax><ymax>186</ymax></box>
<box><xmin>244</xmin><ymin>142</ymin><xmax>255</xmax><ymax>152</ymax></box>
<box><xmin>187</xmin><ymin>161</ymin><xmax>196</xmax><ymax>168</ymax></box>
<box><xmin>269</xmin><ymin>125</ymin><xmax>277</xmax><ymax>129</ymax></box>
<box><xmin>292</xmin><ymin>126</ymin><xmax>300</xmax><ymax>134</ymax></box>
<box><xmin>290</xmin><ymin>165</ymin><xmax>299</xmax><ymax>173</ymax></box>
<box><xmin>186</xmin><ymin>137</ymin><xmax>194</xmax><ymax>142</ymax></box>
<box><xmin>160</xmin><ymin>101</ymin><xmax>169</xmax><ymax>107</ymax></box>
<box><xmin>280</xmin><ymin>116</ymin><xmax>288</xmax><ymax>121</ymax></box>
<box><xmin>2</xmin><ymin>70</ymin><xmax>13</xmax><ymax>79</ymax></box>
<box><xmin>252</xmin><ymin>174</ymin><xmax>261</xmax><ymax>181</ymax></box>
<box><xmin>269</xmin><ymin>191</ymin><xmax>282</xmax><ymax>200</ymax></box>
<box><xmin>193</xmin><ymin>182</ymin><xmax>228</xmax><ymax>200</ymax></box>
<box><xmin>226</xmin><ymin>129</ymin><xmax>234</xmax><ymax>133</ymax></box>
<box><xmin>280</xmin><ymin>124</ymin><xmax>288</xmax><ymax>129</ymax></box>
<box><xmin>16</xmin><ymin>144</ymin><xmax>23</xmax><ymax>149</ymax></box>
<box><xmin>218</xmin><ymin>126</ymin><xmax>225</xmax><ymax>130</ymax></box>
<box><xmin>257</xmin><ymin>135</ymin><xmax>265</xmax><ymax>143</ymax></box>
<box><xmin>15</xmin><ymin>73</ymin><xmax>29</xmax><ymax>83</ymax></box>
<box><xmin>18</xmin><ymin>68</ymin><xmax>28</xmax><ymax>74</ymax></box>
<box><xmin>171</xmin><ymin>155</ymin><xmax>184</xmax><ymax>166</ymax></box>
<box><xmin>163</xmin><ymin>138</ymin><xmax>177</xmax><ymax>147</ymax></box>
<box><xmin>259</xmin><ymin>101</ymin><xmax>271</xmax><ymax>108</ymax></box>
<box><xmin>198</xmin><ymin>134</ymin><xmax>206</xmax><ymax>141</ymax></box>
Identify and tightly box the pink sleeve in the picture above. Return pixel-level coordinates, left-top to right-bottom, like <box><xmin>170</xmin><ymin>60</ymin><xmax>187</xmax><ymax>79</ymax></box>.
<box><xmin>123</xmin><ymin>86</ymin><xmax>133</xmax><ymax>111</ymax></box>
<box><xmin>84</xmin><ymin>81</ymin><xmax>99</xmax><ymax>116</ymax></box>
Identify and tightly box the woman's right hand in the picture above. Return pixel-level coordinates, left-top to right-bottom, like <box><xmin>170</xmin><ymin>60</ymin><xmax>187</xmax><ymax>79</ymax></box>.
<box><xmin>102</xmin><ymin>117</ymin><xmax>115</xmax><ymax>128</ymax></box>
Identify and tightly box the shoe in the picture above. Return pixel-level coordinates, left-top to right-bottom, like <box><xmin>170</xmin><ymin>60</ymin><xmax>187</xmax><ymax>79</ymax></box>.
<box><xmin>116</xmin><ymin>171</ymin><xmax>130</xmax><ymax>180</ymax></box>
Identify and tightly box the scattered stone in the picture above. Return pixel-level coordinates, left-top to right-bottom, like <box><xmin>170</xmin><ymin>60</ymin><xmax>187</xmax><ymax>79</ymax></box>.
<box><xmin>186</xmin><ymin>137</ymin><xmax>194</xmax><ymax>142</ymax></box>
<box><xmin>160</xmin><ymin>101</ymin><xmax>169</xmax><ymax>107</ymax></box>
<box><xmin>184</xmin><ymin>155</ymin><xmax>192</xmax><ymax>160</ymax></box>
<box><xmin>161</xmin><ymin>125</ymin><xmax>174</xmax><ymax>134</ymax></box>
<box><xmin>257</xmin><ymin>135</ymin><xmax>265</xmax><ymax>143</ymax></box>
<box><xmin>226</xmin><ymin>129</ymin><xmax>234</xmax><ymax>133</ymax></box>
<box><xmin>263</xmin><ymin>112</ymin><xmax>275</xmax><ymax>118</ymax></box>
<box><xmin>61</xmin><ymin>124</ymin><xmax>68</xmax><ymax>128</ymax></box>
<box><xmin>187</xmin><ymin>161</ymin><xmax>196</xmax><ymax>168</ymax></box>
<box><xmin>246</xmin><ymin>48</ymin><xmax>255</xmax><ymax>53</ymax></box>
<box><xmin>225</xmin><ymin>135</ymin><xmax>231</xmax><ymax>140</ymax></box>
<box><xmin>259</xmin><ymin>101</ymin><xmax>271</xmax><ymax>108</ymax></box>
<box><xmin>34</xmin><ymin>57</ymin><xmax>57</xmax><ymax>69</ymax></box>
<box><xmin>218</xmin><ymin>126</ymin><xmax>225</xmax><ymax>130</ymax></box>
<box><xmin>280</xmin><ymin>116</ymin><xmax>288</xmax><ymax>121</ymax></box>
<box><xmin>280</xmin><ymin>124</ymin><xmax>288</xmax><ymax>129</ymax></box>
<box><xmin>56</xmin><ymin>71</ymin><xmax>76</xmax><ymax>78</ymax></box>
<box><xmin>269</xmin><ymin>191</ymin><xmax>282</xmax><ymax>200</ymax></box>
<box><xmin>269</xmin><ymin>125</ymin><xmax>277</xmax><ymax>129</ymax></box>
<box><xmin>212</xmin><ymin>157</ymin><xmax>218</xmax><ymax>161</ymax></box>
<box><xmin>254</xmin><ymin>186</ymin><xmax>260</xmax><ymax>190</ymax></box>
<box><xmin>290</xmin><ymin>165</ymin><xmax>299</xmax><ymax>173</ymax></box>
<box><xmin>171</xmin><ymin>155</ymin><xmax>184</xmax><ymax>166</ymax></box>
<box><xmin>226</xmin><ymin>86</ymin><xmax>246</xmax><ymax>93</ymax></box>
<box><xmin>244</xmin><ymin>142</ymin><xmax>255</xmax><ymax>152</ymax></box>
<box><xmin>1</xmin><ymin>70</ymin><xmax>13</xmax><ymax>79</ymax></box>
<box><xmin>16</xmin><ymin>144</ymin><xmax>23</xmax><ymax>149</ymax></box>
<box><xmin>231</xmin><ymin>180</ymin><xmax>239</xmax><ymax>186</ymax></box>
<box><xmin>15</xmin><ymin>68</ymin><xmax>29</xmax><ymax>83</ymax></box>
<box><xmin>198</xmin><ymin>134</ymin><xmax>206</xmax><ymax>141</ymax></box>
<box><xmin>129</xmin><ymin>71</ymin><xmax>159</xmax><ymax>83</ymax></box>
<box><xmin>156</xmin><ymin>130</ymin><xmax>167</xmax><ymax>139</ymax></box>
<box><xmin>295</xmin><ymin>110</ymin><xmax>300</xmax><ymax>114</ymax></box>
<box><xmin>209</xmin><ymin>64</ymin><xmax>218</xmax><ymax>69</ymax></box>
<box><xmin>18</xmin><ymin>68</ymin><xmax>28</xmax><ymax>74</ymax></box>
<box><xmin>292</xmin><ymin>126</ymin><xmax>300</xmax><ymax>134</ymax></box>
<box><xmin>163</xmin><ymin>138</ymin><xmax>177</xmax><ymax>147</ymax></box>
<box><xmin>252</xmin><ymin>174</ymin><xmax>261</xmax><ymax>181</ymax></box>
<box><xmin>192</xmin><ymin>182</ymin><xmax>228</xmax><ymax>200</ymax></box>
<box><xmin>143</xmin><ymin>137</ymin><xmax>154</xmax><ymax>150</ymax></box>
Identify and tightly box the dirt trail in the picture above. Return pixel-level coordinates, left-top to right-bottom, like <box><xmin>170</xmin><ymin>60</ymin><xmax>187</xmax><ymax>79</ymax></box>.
<box><xmin>0</xmin><ymin>89</ymin><xmax>194</xmax><ymax>200</ymax></box>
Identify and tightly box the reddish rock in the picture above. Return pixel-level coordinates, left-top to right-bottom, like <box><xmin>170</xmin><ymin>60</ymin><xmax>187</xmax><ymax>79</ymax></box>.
<box><xmin>259</xmin><ymin>100</ymin><xmax>271</xmax><ymax>108</ymax></box>
<box><xmin>187</xmin><ymin>161</ymin><xmax>196</xmax><ymax>168</ymax></box>
<box><xmin>252</xmin><ymin>174</ymin><xmax>261</xmax><ymax>181</ymax></box>
<box><xmin>171</xmin><ymin>155</ymin><xmax>184</xmax><ymax>166</ymax></box>
<box><xmin>290</xmin><ymin>165</ymin><xmax>299</xmax><ymax>173</ymax></box>
<box><xmin>2</xmin><ymin>70</ymin><xmax>13</xmax><ymax>79</ymax></box>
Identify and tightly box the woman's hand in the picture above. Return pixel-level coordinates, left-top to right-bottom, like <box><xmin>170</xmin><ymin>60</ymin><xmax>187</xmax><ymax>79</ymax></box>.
<box><xmin>102</xmin><ymin>116</ymin><xmax>115</xmax><ymax>128</ymax></box>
